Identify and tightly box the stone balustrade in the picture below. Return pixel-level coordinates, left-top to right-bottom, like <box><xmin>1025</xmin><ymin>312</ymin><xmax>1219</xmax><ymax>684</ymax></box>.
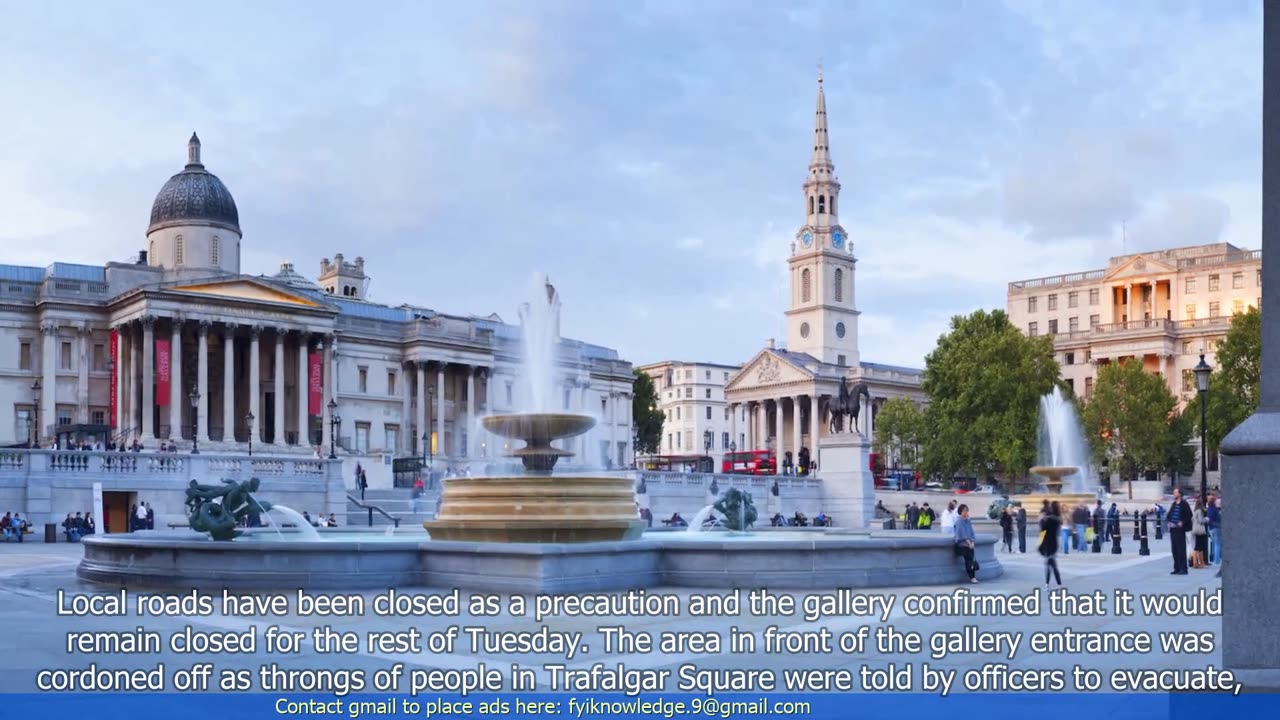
<box><xmin>633</xmin><ymin>470</ymin><xmax>826</xmax><ymax>524</ymax></box>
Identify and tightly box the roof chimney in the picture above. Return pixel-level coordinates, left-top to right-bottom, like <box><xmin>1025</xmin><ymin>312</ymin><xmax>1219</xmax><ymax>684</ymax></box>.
<box><xmin>766</xmin><ymin>338</ymin><xmax>775</xmax><ymax>349</ymax></box>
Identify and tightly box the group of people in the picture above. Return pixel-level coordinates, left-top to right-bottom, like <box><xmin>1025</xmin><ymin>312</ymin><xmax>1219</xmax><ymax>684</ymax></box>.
<box><xmin>1</xmin><ymin>512</ymin><xmax>29</xmax><ymax>542</ymax></box>
<box><xmin>1166</xmin><ymin>489</ymin><xmax>1222</xmax><ymax>574</ymax></box>
<box><xmin>299</xmin><ymin>511</ymin><xmax>339</xmax><ymax>528</ymax></box>
<box><xmin>61</xmin><ymin>511</ymin><xmax>96</xmax><ymax>541</ymax></box>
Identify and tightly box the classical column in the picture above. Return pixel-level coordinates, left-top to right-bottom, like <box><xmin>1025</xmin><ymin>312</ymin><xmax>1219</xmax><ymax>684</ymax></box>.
<box><xmin>141</xmin><ymin>316</ymin><xmax>156</xmax><ymax>441</ymax></box>
<box><xmin>296</xmin><ymin>332</ymin><xmax>308</xmax><ymax>446</ymax></box>
<box><xmin>131</xmin><ymin>323</ymin><xmax>141</xmax><ymax>435</ymax></box>
<box><xmin>466</xmin><ymin>367</ymin><xmax>476</xmax><ymax>457</ymax></box>
<box><xmin>197</xmin><ymin>321</ymin><xmax>210</xmax><ymax>443</ymax></box>
<box><xmin>115</xmin><ymin>325</ymin><xmax>127</xmax><ymax>433</ymax></box>
<box><xmin>758</xmin><ymin>401</ymin><xmax>768</xmax><ymax>450</ymax></box>
<box><xmin>167</xmin><ymin>319</ymin><xmax>182</xmax><ymax>439</ymax></box>
<box><xmin>273</xmin><ymin>330</ymin><xmax>286</xmax><ymax>446</ymax></box>
<box><xmin>40</xmin><ymin>322</ymin><xmax>56</xmax><ymax>444</ymax></box>
<box><xmin>1127</xmin><ymin>282</ymin><xmax>1134</xmax><ymax>323</ymax></box>
<box><xmin>248</xmin><ymin>325</ymin><xmax>262</xmax><ymax>444</ymax></box>
<box><xmin>809</xmin><ymin>395</ymin><xmax>821</xmax><ymax>450</ymax></box>
<box><xmin>775</xmin><ymin>398</ymin><xmax>787</xmax><ymax>467</ymax></box>
<box><xmin>1149</xmin><ymin>280</ymin><xmax>1157</xmax><ymax>320</ymax></box>
<box><xmin>579</xmin><ymin>380</ymin><xmax>592</xmax><ymax>462</ymax></box>
<box><xmin>609</xmin><ymin>391</ymin><xmax>618</xmax><ymax>466</ymax></box>
<box><xmin>729</xmin><ymin>402</ymin><xmax>737</xmax><ymax>449</ymax></box>
<box><xmin>792</xmin><ymin>395</ymin><xmax>803</xmax><ymax>460</ymax></box>
<box><xmin>483</xmin><ymin>368</ymin><xmax>494</xmax><ymax>457</ymax></box>
<box><xmin>319</xmin><ymin>336</ymin><xmax>332</xmax><ymax>451</ymax></box>
<box><xmin>436</xmin><ymin>364</ymin><xmax>445</xmax><ymax>459</ymax></box>
<box><xmin>77</xmin><ymin>325</ymin><xmax>90</xmax><ymax>423</ymax></box>
<box><xmin>400</xmin><ymin>361</ymin><xmax>413</xmax><ymax>454</ymax></box>
<box><xmin>416</xmin><ymin>362</ymin><xmax>427</xmax><ymax>456</ymax></box>
<box><xmin>222</xmin><ymin>325</ymin><xmax>236</xmax><ymax>442</ymax></box>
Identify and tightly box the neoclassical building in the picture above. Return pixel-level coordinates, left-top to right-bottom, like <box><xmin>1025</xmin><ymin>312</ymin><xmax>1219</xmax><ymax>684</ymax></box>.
<box><xmin>0</xmin><ymin>134</ymin><xmax>635</xmax><ymax>469</ymax></box>
<box><xmin>648</xmin><ymin>74</ymin><xmax>927</xmax><ymax>466</ymax></box>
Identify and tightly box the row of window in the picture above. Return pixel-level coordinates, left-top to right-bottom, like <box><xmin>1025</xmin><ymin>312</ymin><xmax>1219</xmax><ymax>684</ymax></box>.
<box><xmin>1026</xmin><ymin>270</ymin><xmax>1262</xmax><ymax>314</ymax></box>
<box><xmin>661</xmin><ymin>368</ymin><xmax>732</xmax><ymax>388</ymax></box>
<box><xmin>15</xmin><ymin>407</ymin><xmax>109</xmax><ymax>434</ymax></box>
<box><xmin>1028</xmin><ymin>315</ymin><xmax>1100</xmax><ymax>336</ymax></box>
<box><xmin>800</xmin><ymin>268</ymin><xmax>844</xmax><ymax>303</ymax></box>
<box><xmin>667</xmin><ymin>387</ymin><xmax>718</xmax><ymax>400</ymax></box>
<box><xmin>150</xmin><ymin>235</ymin><xmax>224</xmax><ymax>267</ymax></box>
<box><xmin>808</xmin><ymin>193</ymin><xmax>837</xmax><ymax>216</ymax></box>
<box><xmin>1028</xmin><ymin>288</ymin><xmax>1100</xmax><ymax>313</ymax></box>
<box><xmin>666</xmin><ymin>405</ymin><xmax>728</xmax><ymax>422</ymax></box>
<box><xmin>16</xmin><ymin>341</ymin><xmax>111</xmax><ymax>372</ymax></box>
<box><xmin>1186</xmin><ymin>269</ymin><xmax>1260</xmax><ymax>294</ymax></box>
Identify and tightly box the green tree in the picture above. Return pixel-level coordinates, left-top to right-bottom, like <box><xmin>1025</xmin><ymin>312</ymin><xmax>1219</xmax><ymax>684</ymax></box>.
<box><xmin>1080</xmin><ymin>360</ymin><xmax>1190</xmax><ymax>496</ymax></box>
<box><xmin>631</xmin><ymin>369</ymin><xmax>664</xmax><ymax>456</ymax></box>
<box><xmin>1201</xmin><ymin>306</ymin><xmax>1261</xmax><ymax>454</ymax></box>
<box><xmin>873</xmin><ymin>397</ymin><xmax>925</xmax><ymax>471</ymax></box>
<box><xmin>921</xmin><ymin>309</ymin><xmax>1060</xmax><ymax>483</ymax></box>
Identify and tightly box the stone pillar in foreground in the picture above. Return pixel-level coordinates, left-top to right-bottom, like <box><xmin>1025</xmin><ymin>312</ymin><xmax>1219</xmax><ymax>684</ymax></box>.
<box><xmin>1221</xmin><ymin>0</ymin><xmax>1280</xmax><ymax>687</ymax></box>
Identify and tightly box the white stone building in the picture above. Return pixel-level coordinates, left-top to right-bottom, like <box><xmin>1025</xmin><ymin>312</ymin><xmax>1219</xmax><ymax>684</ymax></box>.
<box><xmin>635</xmin><ymin>360</ymin><xmax>740</xmax><ymax>464</ymax></box>
<box><xmin>0</xmin><ymin>133</ymin><xmax>635</xmax><ymax>473</ymax></box>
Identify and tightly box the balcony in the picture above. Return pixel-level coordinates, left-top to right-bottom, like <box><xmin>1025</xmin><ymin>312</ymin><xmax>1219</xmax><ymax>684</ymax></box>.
<box><xmin>1090</xmin><ymin>318</ymin><xmax>1176</xmax><ymax>335</ymax></box>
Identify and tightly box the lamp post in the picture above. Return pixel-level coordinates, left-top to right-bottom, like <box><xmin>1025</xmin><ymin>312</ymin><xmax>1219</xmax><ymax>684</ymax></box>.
<box><xmin>703</xmin><ymin>429</ymin><xmax>712</xmax><ymax>472</ymax></box>
<box><xmin>189</xmin><ymin>387</ymin><xmax>200</xmax><ymax>454</ymax></box>
<box><xmin>728</xmin><ymin>440</ymin><xmax>737</xmax><ymax>474</ymax></box>
<box><xmin>1194</xmin><ymin>353</ymin><xmax>1213</xmax><ymax>503</ymax></box>
<box><xmin>246</xmin><ymin>411</ymin><xmax>255</xmax><ymax>457</ymax></box>
<box><xmin>31</xmin><ymin>379</ymin><xmax>41</xmax><ymax>448</ymax></box>
<box><xmin>329</xmin><ymin>400</ymin><xmax>342</xmax><ymax>459</ymax></box>
<box><xmin>427</xmin><ymin>385</ymin><xmax>436</xmax><ymax>466</ymax></box>
<box><xmin>421</xmin><ymin>431</ymin><xmax>429</xmax><ymax>471</ymax></box>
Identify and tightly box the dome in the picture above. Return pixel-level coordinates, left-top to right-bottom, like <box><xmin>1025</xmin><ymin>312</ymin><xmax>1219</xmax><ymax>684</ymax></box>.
<box><xmin>147</xmin><ymin>132</ymin><xmax>241</xmax><ymax>235</ymax></box>
<box><xmin>272</xmin><ymin>262</ymin><xmax>322</xmax><ymax>291</ymax></box>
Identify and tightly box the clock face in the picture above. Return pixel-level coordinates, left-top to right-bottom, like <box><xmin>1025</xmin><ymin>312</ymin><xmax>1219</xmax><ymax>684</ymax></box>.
<box><xmin>802</xmin><ymin>231</ymin><xmax>813</xmax><ymax>247</ymax></box>
<box><xmin>832</xmin><ymin>230</ymin><xmax>845</xmax><ymax>249</ymax></box>
<box><xmin>836</xmin><ymin>322</ymin><xmax>846</xmax><ymax>338</ymax></box>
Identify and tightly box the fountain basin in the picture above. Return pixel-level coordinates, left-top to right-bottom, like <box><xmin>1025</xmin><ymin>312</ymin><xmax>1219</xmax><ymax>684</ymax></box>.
<box><xmin>424</xmin><ymin>475</ymin><xmax>644</xmax><ymax>543</ymax></box>
<box><xmin>77</xmin><ymin>528</ymin><xmax>1002</xmax><ymax>592</ymax></box>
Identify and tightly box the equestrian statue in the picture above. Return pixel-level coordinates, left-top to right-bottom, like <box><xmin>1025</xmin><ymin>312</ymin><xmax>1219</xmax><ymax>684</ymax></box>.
<box><xmin>827</xmin><ymin>378</ymin><xmax>872</xmax><ymax>435</ymax></box>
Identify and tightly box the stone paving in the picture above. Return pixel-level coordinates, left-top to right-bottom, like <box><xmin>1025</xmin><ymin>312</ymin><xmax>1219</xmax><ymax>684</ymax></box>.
<box><xmin>0</xmin><ymin>534</ymin><xmax>1223</xmax><ymax>693</ymax></box>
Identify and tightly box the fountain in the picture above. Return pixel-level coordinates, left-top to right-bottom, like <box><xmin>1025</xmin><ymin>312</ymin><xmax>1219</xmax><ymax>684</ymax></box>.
<box><xmin>1026</xmin><ymin>387</ymin><xmax>1097</xmax><ymax>506</ymax></box>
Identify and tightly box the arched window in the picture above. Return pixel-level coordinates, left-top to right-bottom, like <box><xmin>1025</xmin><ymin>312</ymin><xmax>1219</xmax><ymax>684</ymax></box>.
<box><xmin>834</xmin><ymin>268</ymin><xmax>844</xmax><ymax>302</ymax></box>
<box><xmin>149</xmin><ymin>240</ymin><xmax>155</xmax><ymax>262</ymax></box>
<box><xmin>211</xmin><ymin>236</ymin><xmax>221</xmax><ymax>265</ymax></box>
<box><xmin>830</xmin><ymin>195</ymin><xmax>837</xmax><ymax>216</ymax></box>
<box><xmin>818</xmin><ymin>195</ymin><xmax>826</xmax><ymax>214</ymax></box>
<box><xmin>809</xmin><ymin>196</ymin><xmax>815</xmax><ymax>215</ymax></box>
<box><xmin>801</xmin><ymin>268</ymin><xmax>811</xmax><ymax>303</ymax></box>
<box><xmin>175</xmin><ymin>235</ymin><xmax>184</xmax><ymax>266</ymax></box>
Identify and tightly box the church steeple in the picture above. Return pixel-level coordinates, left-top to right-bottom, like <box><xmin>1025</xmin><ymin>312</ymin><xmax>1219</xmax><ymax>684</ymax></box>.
<box><xmin>802</xmin><ymin>67</ymin><xmax>840</xmax><ymax>230</ymax></box>
<box><xmin>810</xmin><ymin>66</ymin><xmax>833</xmax><ymax>172</ymax></box>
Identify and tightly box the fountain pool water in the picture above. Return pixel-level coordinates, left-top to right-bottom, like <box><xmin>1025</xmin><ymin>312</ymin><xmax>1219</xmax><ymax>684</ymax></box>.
<box><xmin>266</xmin><ymin>505</ymin><xmax>322</xmax><ymax>542</ymax></box>
<box><xmin>688</xmin><ymin>505</ymin><xmax>715</xmax><ymax>531</ymax></box>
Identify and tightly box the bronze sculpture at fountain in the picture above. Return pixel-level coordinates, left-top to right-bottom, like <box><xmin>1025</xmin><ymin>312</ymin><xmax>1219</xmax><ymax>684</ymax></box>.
<box><xmin>712</xmin><ymin>487</ymin><xmax>758</xmax><ymax>532</ymax></box>
<box><xmin>184</xmin><ymin>477</ymin><xmax>271</xmax><ymax>541</ymax></box>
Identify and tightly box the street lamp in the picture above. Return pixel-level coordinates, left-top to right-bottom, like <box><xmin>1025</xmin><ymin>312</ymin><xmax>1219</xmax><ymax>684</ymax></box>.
<box><xmin>1194</xmin><ymin>353</ymin><xmax>1213</xmax><ymax>503</ymax></box>
<box><xmin>703</xmin><ymin>430</ymin><xmax>712</xmax><ymax>472</ymax></box>
<box><xmin>427</xmin><ymin>385</ymin><xmax>436</xmax><ymax>464</ymax></box>
<box><xmin>31</xmin><ymin>379</ymin><xmax>41</xmax><ymax>447</ymax></box>
<box><xmin>327</xmin><ymin>399</ymin><xmax>340</xmax><ymax>460</ymax></box>
<box><xmin>245</xmin><ymin>411</ymin><xmax>255</xmax><ymax>457</ymax></box>
<box><xmin>422</xmin><ymin>431</ymin><xmax>429</xmax><ymax>471</ymax></box>
<box><xmin>728</xmin><ymin>440</ymin><xmax>737</xmax><ymax>474</ymax></box>
<box><xmin>189</xmin><ymin>387</ymin><xmax>201</xmax><ymax>454</ymax></box>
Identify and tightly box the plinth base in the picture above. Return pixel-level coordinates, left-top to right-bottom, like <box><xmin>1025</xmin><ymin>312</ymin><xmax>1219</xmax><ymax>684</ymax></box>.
<box><xmin>423</xmin><ymin>475</ymin><xmax>645</xmax><ymax>543</ymax></box>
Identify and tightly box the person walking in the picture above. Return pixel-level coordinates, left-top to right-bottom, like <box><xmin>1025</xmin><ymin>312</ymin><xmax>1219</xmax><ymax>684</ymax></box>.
<box><xmin>1207</xmin><ymin>496</ymin><xmax>1222</xmax><ymax>565</ymax></box>
<box><xmin>1191</xmin><ymin>500</ymin><xmax>1209</xmax><ymax>569</ymax></box>
<box><xmin>953</xmin><ymin>504</ymin><xmax>979</xmax><ymax>584</ymax></box>
<box><xmin>1015</xmin><ymin>504</ymin><xmax>1027</xmax><ymax>553</ymax></box>
<box><xmin>998</xmin><ymin>507</ymin><xmax>1014</xmax><ymax>553</ymax></box>
<box><xmin>359</xmin><ymin>469</ymin><xmax>368</xmax><ymax>500</ymax></box>
<box><xmin>1039</xmin><ymin>502</ymin><xmax>1064</xmax><ymax>589</ymax></box>
<box><xmin>1168</xmin><ymin>489</ymin><xmax>1193</xmax><ymax>575</ymax></box>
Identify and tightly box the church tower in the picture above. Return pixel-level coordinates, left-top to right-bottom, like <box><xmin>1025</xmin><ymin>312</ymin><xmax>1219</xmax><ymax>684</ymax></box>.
<box><xmin>785</xmin><ymin>70</ymin><xmax>859</xmax><ymax>367</ymax></box>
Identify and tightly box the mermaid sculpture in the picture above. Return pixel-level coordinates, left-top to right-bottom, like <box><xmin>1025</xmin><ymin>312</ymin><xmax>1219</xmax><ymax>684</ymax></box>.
<box><xmin>184</xmin><ymin>477</ymin><xmax>271</xmax><ymax>541</ymax></box>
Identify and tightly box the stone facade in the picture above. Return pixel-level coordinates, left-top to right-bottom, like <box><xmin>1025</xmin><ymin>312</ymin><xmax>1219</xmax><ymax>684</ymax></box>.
<box><xmin>635</xmin><ymin>361</ymin><xmax>740</xmax><ymax>464</ymax></box>
<box><xmin>1007</xmin><ymin>242</ymin><xmax>1262</xmax><ymax>407</ymax></box>
<box><xmin>0</xmin><ymin>134</ymin><xmax>634</xmax><ymax>482</ymax></box>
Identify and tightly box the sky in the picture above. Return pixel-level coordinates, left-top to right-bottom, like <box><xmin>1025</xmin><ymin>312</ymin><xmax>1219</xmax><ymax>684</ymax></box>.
<box><xmin>0</xmin><ymin>0</ymin><xmax>1263</xmax><ymax>369</ymax></box>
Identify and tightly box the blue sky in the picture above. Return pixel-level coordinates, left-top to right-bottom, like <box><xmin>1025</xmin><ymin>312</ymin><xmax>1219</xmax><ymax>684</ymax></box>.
<box><xmin>0</xmin><ymin>0</ymin><xmax>1262</xmax><ymax>369</ymax></box>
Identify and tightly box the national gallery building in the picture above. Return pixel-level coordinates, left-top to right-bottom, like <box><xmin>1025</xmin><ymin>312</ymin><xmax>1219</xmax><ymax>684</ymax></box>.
<box><xmin>0</xmin><ymin>134</ymin><xmax>635</xmax><ymax>470</ymax></box>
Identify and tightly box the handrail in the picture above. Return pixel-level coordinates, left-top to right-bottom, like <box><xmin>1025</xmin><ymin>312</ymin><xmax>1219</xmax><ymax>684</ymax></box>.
<box><xmin>345</xmin><ymin>493</ymin><xmax>401</xmax><ymax>528</ymax></box>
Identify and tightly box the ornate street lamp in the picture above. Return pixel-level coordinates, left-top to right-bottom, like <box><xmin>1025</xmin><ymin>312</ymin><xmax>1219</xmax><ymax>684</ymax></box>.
<box><xmin>703</xmin><ymin>430</ymin><xmax>713</xmax><ymax>473</ymax></box>
<box><xmin>31</xmin><ymin>379</ymin><xmax>41</xmax><ymax>447</ymax></box>
<box><xmin>327</xmin><ymin>399</ymin><xmax>340</xmax><ymax>460</ymax></box>
<box><xmin>246</xmin><ymin>411</ymin><xmax>255</xmax><ymax>457</ymax></box>
<box><xmin>728</xmin><ymin>440</ymin><xmax>737</xmax><ymax>474</ymax></box>
<box><xmin>427</xmin><ymin>385</ymin><xmax>436</xmax><ymax>465</ymax></box>
<box><xmin>189</xmin><ymin>387</ymin><xmax>201</xmax><ymax>454</ymax></box>
<box><xmin>1194</xmin><ymin>354</ymin><xmax>1213</xmax><ymax>503</ymax></box>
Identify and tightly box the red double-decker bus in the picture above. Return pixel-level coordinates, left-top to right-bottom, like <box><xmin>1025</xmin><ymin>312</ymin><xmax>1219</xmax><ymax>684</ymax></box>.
<box><xmin>722</xmin><ymin>450</ymin><xmax>776</xmax><ymax>475</ymax></box>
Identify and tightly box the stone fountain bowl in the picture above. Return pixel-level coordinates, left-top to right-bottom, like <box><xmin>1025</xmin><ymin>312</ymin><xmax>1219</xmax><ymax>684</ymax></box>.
<box><xmin>1030</xmin><ymin>466</ymin><xmax>1079</xmax><ymax>482</ymax></box>
<box><xmin>481</xmin><ymin>412</ymin><xmax>596</xmax><ymax>443</ymax></box>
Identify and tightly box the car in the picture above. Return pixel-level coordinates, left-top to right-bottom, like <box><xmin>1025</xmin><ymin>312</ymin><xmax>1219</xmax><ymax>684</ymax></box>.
<box><xmin>924</xmin><ymin>481</ymin><xmax>945</xmax><ymax>491</ymax></box>
<box><xmin>970</xmin><ymin>484</ymin><xmax>996</xmax><ymax>494</ymax></box>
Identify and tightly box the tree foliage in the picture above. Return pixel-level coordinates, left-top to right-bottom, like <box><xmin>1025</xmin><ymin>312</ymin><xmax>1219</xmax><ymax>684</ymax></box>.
<box><xmin>1201</xmin><ymin>306</ymin><xmax>1261</xmax><ymax>453</ymax></box>
<box><xmin>1080</xmin><ymin>360</ymin><xmax>1190</xmax><ymax>482</ymax></box>
<box><xmin>631</xmin><ymin>369</ymin><xmax>664</xmax><ymax>456</ymax></box>
<box><xmin>921</xmin><ymin>309</ymin><xmax>1060</xmax><ymax>481</ymax></box>
<box><xmin>873</xmin><ymin>397</ymin><xmax>925</xmax><ymax>468</ymax></box>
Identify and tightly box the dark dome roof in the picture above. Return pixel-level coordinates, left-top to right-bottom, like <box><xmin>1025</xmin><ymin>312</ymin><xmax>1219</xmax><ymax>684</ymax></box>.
<box><xmin>147</xmin><ymin>132</ymin><xmax>241</xmax><ymax>235</ymax></box>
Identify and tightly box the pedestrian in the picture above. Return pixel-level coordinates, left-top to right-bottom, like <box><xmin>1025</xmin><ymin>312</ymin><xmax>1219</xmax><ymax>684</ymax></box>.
<box><xmin>917</xmin><ymin>503</ymin><xmax>935</xmax><ymax>530</ymax></box>
<box><xmin>952</xmin><ymin>504</ymin><xmax>979</xmax><ymax>584</ymax></box>
<box><xmin>1191</xmin><ymin>500</ymin><xmax>1209</xmax><ymax>569</ymax></box>
<box><xmin>1168</xmin><ymin>489</ymin><xmax>1192</xmax><ymax>575</ymax></box>
<box><xmin>1040</xmin><ymin>501</ymin><xmax>1064</xmax><ymax>589</ymax></box>
<box><xmin>941</xmin><ymin>500</ymin><xmax>958</xmax><ymax>538</ymax></box>
<box><xmin>1015</xmin><ymin>503</ymin><xmax>1027</xmax><ymax>553</ymax></box>
<box><xmin>1207</xmin><ymin>496</ymin><xmax>1222</xmax><ymax>565</ymax></box>
<box><xmin>359</xmin><ymin>469</ymin><xmax>368</xmax><ymax>500</ymax></box>
<box><xmin>999</xmin><ymin>507</ymin><xmax>1014</xmax><ymax>553</ymax></box>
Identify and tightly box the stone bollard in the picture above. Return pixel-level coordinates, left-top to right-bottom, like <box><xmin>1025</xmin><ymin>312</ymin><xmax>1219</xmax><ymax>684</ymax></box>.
<box><xmin>1111</xmin><ymin>524</ymin><xmax>1123</xmax><ymax>554</ymax></box>
<box><xmin>1138</xmin><ymin>512</ymin><xmax>1150</xmax><ymax>556</ymax></box>
<box><xmin>1132</xmin><ymin>512</ymin><xmax>1140</xmax><ymax>541</ymax></box>
<box><xmin>1092</xmin><ymin>516</ymin><xmax>1103</xmax><ymax>553</ymax></box>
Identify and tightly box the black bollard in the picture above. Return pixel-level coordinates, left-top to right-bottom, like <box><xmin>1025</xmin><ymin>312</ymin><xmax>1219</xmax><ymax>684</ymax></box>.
<box><xmin>1155</xmin><ymin>511</ymin><xmax>1164</xmax><ymax>540</ymax></box>
<box><xmin>1132</xmin><ymin>512</ymin><xmax>1140</xmax><ymax>541</ymax></box>
<box><xmin>1092</xmin><ymin>516</ymin><xmax>1103</xmax><ymax>553</ymax></box>
<box><xmin>1111</xmin><ymin>523</ymin><xmax>1123</xmax><ymax>554</ymax></box>
<box><xmin>1138</xmin><ymin>512</ymin><xmax>1150</xmax><ymax>556</ymax></box>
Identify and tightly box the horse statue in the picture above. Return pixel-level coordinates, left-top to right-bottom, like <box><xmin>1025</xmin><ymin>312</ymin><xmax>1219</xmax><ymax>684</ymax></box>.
<box><xmin>827</xmin><ymin>379</ymin><xmax>872</xmax><ymax>435</ymax></box>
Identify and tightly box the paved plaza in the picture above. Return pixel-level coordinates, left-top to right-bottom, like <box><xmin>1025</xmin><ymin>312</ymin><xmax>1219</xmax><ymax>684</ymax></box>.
<box><xmin>0</xmin><ymin>534</ymin><xmax>1223</xmax><ymax>694</ymax></box>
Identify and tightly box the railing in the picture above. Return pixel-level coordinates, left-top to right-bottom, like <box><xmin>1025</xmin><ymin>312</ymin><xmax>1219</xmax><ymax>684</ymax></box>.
<box><xmin>1174</xmin><ymin>316</ymin><xmax>1234</xmax><ymax>330</ymax></box>
<box><xmin>1176</xmin><ymin>249</ymin><xmax>1261</xmax><ymax>269</ymax></box>
<box><xmin>346</xmin><ymin>493</ymin><xmax>401</xmax><ymax>528</ymax></box>
<box><xmin>1091</xmin><ymin>318</ymin><xmax>1175</xmax><ymax>334</ymax></box>
<box><xmin>0</xmin><ymin>449</ymin><xmax>341</xmax><ymax>482</ymax></box>
<box><xmin>636</xmin><ymin>470</ymin><xmax>824</xmax><ymax>491</ymax></box>
<box><xmin>1009</xmin><ymin>269</ymin><xmax>1107</xmax><ymax>291</ymax></box>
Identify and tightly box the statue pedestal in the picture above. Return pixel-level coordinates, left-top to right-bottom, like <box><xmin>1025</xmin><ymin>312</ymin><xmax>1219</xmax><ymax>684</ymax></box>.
<box><xmin>817</xmin><ymin>433</ymin><xmax>876</xmax><ymax>529</ymax></box>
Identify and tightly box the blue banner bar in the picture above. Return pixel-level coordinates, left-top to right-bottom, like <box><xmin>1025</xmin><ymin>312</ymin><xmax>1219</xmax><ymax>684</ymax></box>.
<box><xmin>0</xmin><ymin>693</ymin><xmax>1266</xmax><ymax>719</ymax></box>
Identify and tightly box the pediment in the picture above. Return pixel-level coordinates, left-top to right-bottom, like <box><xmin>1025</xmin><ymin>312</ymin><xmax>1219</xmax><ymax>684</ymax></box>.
<box><xmin>166</xmin><ymin>278</ymin><xmax>324</xmax><ymax>308</ymax></box>
<box><xmin>725</xmin><ymin>350</ymin><xmax>812</xmax><ymax>391</ymax></box>
<box><xmin>1104</xmin><ymin>254</ymin><xmax>1177</xmax><ymax>280</ymax></box>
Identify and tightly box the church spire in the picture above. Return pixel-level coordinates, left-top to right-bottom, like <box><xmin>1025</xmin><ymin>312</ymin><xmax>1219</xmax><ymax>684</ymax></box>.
<box><xmin>186</xmin><ymin>131</ymin><xmax>202</xmax><ymax>168</ymax></box>
<box><xmin>810</xmin><ymin>66</ymin><xmax>832</xmax><ymax>172</ymax></box>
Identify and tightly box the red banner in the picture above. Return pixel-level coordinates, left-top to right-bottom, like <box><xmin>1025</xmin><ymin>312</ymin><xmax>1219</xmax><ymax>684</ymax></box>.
<box><xmin>109</xmin><ymin>329</ymin><xmax>118</xmax><ymax>428</ymax></box>
<box><xmin>156</xmin><ymin>338</ymin><xmax>171</xmax><ymax>407</ymax></box>
<box><xmin>308</xmin><ymin>351</ymin><xmax>323</xmax><ymax>415</ymax></box>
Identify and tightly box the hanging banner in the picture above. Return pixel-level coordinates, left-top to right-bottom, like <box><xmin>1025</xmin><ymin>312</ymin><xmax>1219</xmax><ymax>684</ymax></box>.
<box><xmin>308</xmin><ymin>351</ymin><xmax>323</xmax><ymax>415</ymax></box>
<box><xmin>155</xmin><ymin>338</ymin><xmax>171</xmax><ymax>407</ymax></box>
<box><xmin>108</xmin><ymin>329</ymin><xmax>119</xmax><ymax>428</ymax></box>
